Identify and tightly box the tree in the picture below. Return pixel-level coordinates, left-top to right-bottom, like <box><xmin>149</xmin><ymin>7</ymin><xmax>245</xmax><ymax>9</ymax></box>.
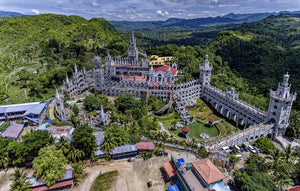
<box><xmin>22</xmin><ymin>130</ymin><xmax>50</xmax><ymax>160</ymax></box>
<box><xmin>254</xmin><ymin>137</ymin><xmax>275</xmax><ymax>154</ymax></box>
<box><xmin>245</xmin><ymin>153</ymin><xmax>267</xmax><ymax>175</ymax></box>
<box><xmin>229</xmin><ymin>154</ymin><xmax>238</xmax><ymax>163</ymax></box>
<box><xmin>104</xmin><ymin>124</ymin><xmax>129</xmax><ymax>146</ymax></box>
<box><xmin>101</xmin><ymin>133</ymin><xmax>117</xmax><ymax>154</ymax></box>
<box><xmin>283</xmin><ymin>144</ymin><xmax>294</xmax><ymax>163</ymax></box>
<box><xmin>274</xmin><ymin>171</ymin><xmax>293</xmax><ymax>190</ymax></box>
<box><xmin>32</xmin><ymin>145</ymin><xmax>67</xmax><ymax>186</ymax></box>
<box><xmin>266</xmin><ymin>149</ymin><xmax>282</xmax><ymax>169</ymax></box>
<box><xmin>71</xmin><ymin>123</ymin><xmax>96</xmax><ymax>158</ymax></box>
<box><xmin>7</xmin><ymin>141</ymin><xmax>28</xmax><ymax>165</ymax></box>
<box><xmin>70</xmin><ymin>112</ymin><xmax>80</xmax><ymax>128</ymax></box>
<box><xmin>67</xmin><ymin>147</ymin><xmax>85</xmax><ymax>163</ymax></box>
<box><xmin>115</xmin><ymin>93</ymin><xmax>139</xmax><ymax>113</ymax></box>
<box><xmin>10</xmin><ymin>169</ymin><xmax>32</xmax><ymax>191</ymax></box>
<box><xmin>72</xmin><ymin>104</ymin><xmax>79</xmax><ymax>116</ymax></box>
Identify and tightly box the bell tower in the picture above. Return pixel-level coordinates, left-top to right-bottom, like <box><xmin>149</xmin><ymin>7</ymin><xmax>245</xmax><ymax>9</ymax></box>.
<box><xmin>267</xmin><ymin>72</ymin><xmax>297</xmax><ymax>138</ymax></box>
<box><xmin>128</xmin><ymin>31</ymin><xmax>138</xmax><ymax>65</ymax></box>
<box><xmin>199</xmin><ymin>55</ymin><xmax>213</xmax><ymax>91</ymax></box>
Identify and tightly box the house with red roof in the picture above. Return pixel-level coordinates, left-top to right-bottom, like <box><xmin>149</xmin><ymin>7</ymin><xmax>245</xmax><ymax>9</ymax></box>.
<box><xmin>25</xmin><ymin>168</ymin><xmax>74</xmax><ymax>191</ymax></box>
<box><xmin>136</xmin><ymin>141</ymin><xmax>154</xmax><ymax>152</ymax></box>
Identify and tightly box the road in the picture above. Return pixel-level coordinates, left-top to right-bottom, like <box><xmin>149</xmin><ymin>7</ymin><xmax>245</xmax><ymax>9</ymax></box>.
<box><xmin>49</xmin><ymin>99</ymin><xmax>56</xmax><ymax>120</ymax></box>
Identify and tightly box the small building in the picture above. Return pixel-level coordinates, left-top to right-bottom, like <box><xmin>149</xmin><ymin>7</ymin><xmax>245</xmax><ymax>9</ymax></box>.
<box><xmin>136</xmin><ymin>141</ymin><xmax>154</xmax><ymax>153</ymax></box>
<box><xmin>162</xmin><ymin>161</ymin><xmax>177</xmax><ymax>182</ymax></box>
<box><xmin>94</xmin><ymin>149</ymin><xmax>106</xmax><ymax>158</ymax></box>
<box><xmin>192</xmin><ymin>158</ymin><xmax>226</xmax><ymax>187</ymax></box>
<box><xmin>208</xmin><ymin>119</ymin><xmax>215</xmax><ymax>126</ymax></box>
<box><xmin>0</xmin><ymin>102</ymin><xmax>48</xmax><ymax>124</ymax></box>
<box><xmin>48</xmin><ymin>126</ymin><xmax>74</xmax><ymax>141</ymax></box>
<box><xmin>1</xmin><ymin>123</ymin><xmax>24</xmax><ymax>140</ymax></box>
<box><xmin>149</xmin><ymin>55</ymin><xmax>174</xmax><ymax>68</ymax></box>
<box><xmin>25</xmin><ymin>168</ymin><xmax>74</xmax><ymax>191</ymax></box>
<box><xmin>181</xmin><ymin>126</ymin><xmax>190</xmax><ymax>137</ymax></box>
<box><xmin>111</xmin><ymin>144</ymin><xmax>138</xmax><ymax>159</ymax></box>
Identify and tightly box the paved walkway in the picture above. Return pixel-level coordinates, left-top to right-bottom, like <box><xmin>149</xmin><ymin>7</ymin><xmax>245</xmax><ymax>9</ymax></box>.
<box><xmin>159</xmin><ymin>122</ymin><xmax>171</xmax><ymax>136</ymax></box>
<box><xmin>49</xmin><ymin>99</ymin><xmax>56</xmax><ymax>120</ymax></box>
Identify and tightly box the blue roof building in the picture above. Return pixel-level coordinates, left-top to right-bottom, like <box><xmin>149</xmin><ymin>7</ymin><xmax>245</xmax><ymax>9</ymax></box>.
<box><xmin>0</xmin><ymin>102</ymin><xmax>48</xmax><ymax>124</ymax></box>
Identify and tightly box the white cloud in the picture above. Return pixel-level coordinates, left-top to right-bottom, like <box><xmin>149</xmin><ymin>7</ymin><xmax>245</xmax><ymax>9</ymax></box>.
<box><xmin>30</xmin><ymin>9</ymin><xmax>40</xmax><ymax>14</ymax></box>
<box><xmin>92</xmin><ymin>1</ymin><xmax>100</xmax><ymax>7</ymax></box>
<box><xmin>156</xmin><ymin>10</ymin><xmax>169</xmax><ymax>17</ymax></box>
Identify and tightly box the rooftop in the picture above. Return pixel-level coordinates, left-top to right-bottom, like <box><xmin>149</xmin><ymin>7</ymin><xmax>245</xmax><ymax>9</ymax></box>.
<box><xmin>93</xmin><ymin>131</ymin><xmax>105</xmax><ymax>146</ymax></box>
<box><xmin>136</xmin><ymin>141</ymin><xmax>154</xmax><ymax>151</ymax></box>
<box><xmin>111</xmin><ymin>144</ymin><xmax>137</xmax><ymax>155</ymax></box>
<box><xmin>163</xmin><ymin>161</ymin><xmax>176</xmax><ymax>178</ymax></box>
<box><xmin>1</xmin><ymin>123</ymin><xmax>24</xmax><ymax>139</ymax></box>
<box><xmin>181</xmin><ymin>126</ymin><xmax>191</xmax><ymax>133</ymax></box>
<box><xmin>172</xmin><ymin>152</ymin><xmax>200</xmax><ymax>166</ymax></box>
<box><xmin>0</xmin><ymin>102</ymin><xmax>47</xmax><ymax>116</ymax></box>
<box><xmin>154</xmin><ymin>65</ymin><xmax>177</xmax><ymax>76</ymax></box>
<box><xmin>115</xmin><ymin>75</ymin><xmax>147</xmax><ymax>82</ymax></box>
<box><xmin>192</xmin><ymin>158</ymin><xmax>225</xmax><ymax>185</ymax></box>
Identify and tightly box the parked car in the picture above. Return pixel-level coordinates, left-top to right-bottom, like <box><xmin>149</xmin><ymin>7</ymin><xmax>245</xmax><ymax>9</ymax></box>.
<box><xmin>240</xmin><ymin>148</ymin><xmax>245</xmax><ymax>152</ymax></box>
<box><xmin>244</xmin><ymin>147</ymin><xmax>249</xmax><ymax>152</ymax></box>
<box><xmin>250</xmin><ymin>149</ymin><xmax>256</xmax><ymax>154</ymax></box>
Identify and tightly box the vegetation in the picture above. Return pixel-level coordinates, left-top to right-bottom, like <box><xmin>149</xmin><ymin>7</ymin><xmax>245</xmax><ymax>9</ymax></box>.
<box><xmin>0</xmin><ymin>122</ymin><xmax>9</xmax><ymax>132</ymax></box>
<box><xmin>71</xmin><ymin>123</ymin><xmax>96</xmax><ymax>158</ymax></box>
<box><xmin>90</xmin><ymin>170</ymin><xmax>118</xmax><ymax>191</ymax></box>
<box><xmin>32</xmin><ymin>145</ymin><xmax>68</xmax><ymax>186</ymax></box>
<box><xmin>254</xmin><ymin>137</ymin><xmax>276</xmax><ymax>154</ymax></box>
<box><xmin>10</xmin><ymin>169</ymin><xmax>32</xmax><ymax>191</ymax></box>
<box><xmin>0</xmin><ymin>14</ymin><xmax>127</xmax><ymax>104</ymax></box>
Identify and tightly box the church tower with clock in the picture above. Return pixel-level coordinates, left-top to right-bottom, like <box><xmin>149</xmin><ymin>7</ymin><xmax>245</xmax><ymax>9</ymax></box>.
<box><xmin>267</xmin><ymin>73</ymin><xmax>297</xmax><ymax>138</ymax></box>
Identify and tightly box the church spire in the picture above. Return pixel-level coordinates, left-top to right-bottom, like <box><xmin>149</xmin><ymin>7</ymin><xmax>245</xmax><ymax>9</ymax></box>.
<box><xmin>83</xmin><ymin>66</ymin><xmax>86</xmax><ymax>75</ymax></box>
<box><xmin>66</xmin><ymin>73</ymin><xmax>69</xmax><ymax>84</ymax></box>
<box><xmin>74</xmin><ymin>63</ymin><xmax>78</xmax><ymax>73</ymax></box>
<box><xmin>128</xmin><ymin>31</ymin><xmax>138</xmax><ymax>65</ymax></box>
<box><xmin>100</xmin><ymin>105</ymin><xmax>105</xmax><ymax>120</ymax></box>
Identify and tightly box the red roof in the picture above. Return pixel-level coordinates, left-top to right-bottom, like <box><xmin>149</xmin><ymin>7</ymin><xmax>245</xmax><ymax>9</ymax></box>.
<box><xmin>208</xmin><ymin>119</ymin><xmax>215</xmax><ymax>123</ymax></box>
<box><xmin>287</xmin><ymin>186</ymin><xmax>300</xmax><ymax>191</ymax></box>
<box><xmin>181</xmin><ymin>126</ymin><xmax>190</xmax><ymax>133</ymax></box>
<box><xmin>136</xmin><ymin>142</ymin><xmax>154</xmax><ymax>151</ymax></box>
<box><xmin>192</xmin><ymin>158</ymin><xmax>225</xmax><ymax>185</ymax></box>
<box><xmin>32</xmin><ymin>180</ymin><xmax>73</xmax><ymax>191</ymax></box>
<box><xmin>163</xmin><ymin>161</ymin><xmax>176</xmax><ymax>178</ymax></box>
<box><xmin>154</xmin><ymin>65</ymin><xmax>177</xmax><ymax>76</ymax></box>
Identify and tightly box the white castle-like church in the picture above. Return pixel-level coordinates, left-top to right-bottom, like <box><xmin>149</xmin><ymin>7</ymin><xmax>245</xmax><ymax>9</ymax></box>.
<box><xmin>57</xmin><ymin>32</ymin><xmax>296</xmax><ymax>140</ymax></box>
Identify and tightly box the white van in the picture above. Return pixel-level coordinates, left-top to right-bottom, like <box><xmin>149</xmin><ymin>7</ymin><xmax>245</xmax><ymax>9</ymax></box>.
<box><xmin>221</xmin><ymin>146</ymin><xmax>229</xmax><ymax>151</ymax></box>
<box><xmin>235</xmin><ymin>154</ymin><xmax>242</xmax><ymax>160</ymax></box>
<box><xmin>234</xmin><ymin>145</ymin><xmax>241</xmax><ymax>152</ymax></box>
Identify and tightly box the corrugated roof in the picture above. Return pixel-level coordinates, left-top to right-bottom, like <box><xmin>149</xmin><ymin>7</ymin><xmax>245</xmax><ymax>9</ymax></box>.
<box><xmin>93</xmin><ymin>131</ymin><xmax>105</xmax><ymax>146</ymax></box>
<box><xmin>111</xmin><ymin>144</ymin><xmax>137</xmax><ymax>155</ymax></box>
<box><xmin>0</xmin><ymin>102</ymin><xmax>47</xmax><ymax>116</ymax></box>
<box><xmin>1</xmin><ymin>123</ymin><xmax>24</xmax><ymax>139</ymax></box>
<box><xmin>192</xmin><ymin>158</ymin><xmax>225</xmax><ymax>185</ymax></box>
<box><xmin>163</xmin><ymin>161</ymin><xmax>176</xmax><ymax>178</ymax></box>
<box><xmin>136</xmin><ymin>141</ymin><xmax>154</xmax><ymax>151</ymax></box>
<box><xmin>154</xmin><ymin>65</ymin><xmax>177</xmax><ymax>76</ymax></box>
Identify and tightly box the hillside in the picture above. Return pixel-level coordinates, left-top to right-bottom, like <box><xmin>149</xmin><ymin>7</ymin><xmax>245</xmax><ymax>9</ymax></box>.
<box><xmin>0</xmin><ymin>14</ymin><xmax>127</xmax><ymax>104</ymax></box>
<box><xmin>110</xmin><ymin>11</ymin><xmax>300</xmax><ymax>48</ymax></box>
<box><xmin>0</xmin><ymin>11</ymin><xmax>28</xmax><ymax>17</ymax></box>
<box><xmin>205</xmin><ymin>14</ymin><xmax>300</xmax><ymax>109</ymax></box>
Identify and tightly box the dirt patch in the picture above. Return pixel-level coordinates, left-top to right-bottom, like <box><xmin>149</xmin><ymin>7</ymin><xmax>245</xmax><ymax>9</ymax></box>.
<box><xmin>73</xmin><ymin>156</ymin><xmax>171</xmax><ymax>191</ymax></box>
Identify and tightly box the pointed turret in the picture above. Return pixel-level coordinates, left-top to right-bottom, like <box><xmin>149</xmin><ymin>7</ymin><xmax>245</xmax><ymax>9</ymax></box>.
<box><xmin>83</xmin><ymin>66</ymin><xmax>86</xmax><ymax>75</ymax></box>
<box><xmin>55</xmin><ymin>89</ymin><xmax>60</xmax><ymax>100</ymax></box>
<box><xmin>74</xmin><ymin>63</ymin><xmax>78</xmax><ymax>73</ymax></box>
<box><xmin>66</xmin><ymin>73</ymin><xmax>69</xmax><ymax>84</ymax></box>
<box><xmin>100</xmin><ymin>105</ymin><xmax>105</xmax><ymax>121</ymax></box>
<box><xmin>128</xmin><ymin>31</ymin><xmax>138</xmax><ymax>65</ymax></box>
<box><xmin>167</xmin><ymin>64</ymin><xmax>172</xmax><ymax>75</ymax></box>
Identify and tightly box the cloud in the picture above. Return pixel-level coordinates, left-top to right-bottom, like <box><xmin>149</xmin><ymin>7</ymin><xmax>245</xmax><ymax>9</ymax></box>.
<box><xmin>92</xmin><ymin>1</ymin><xmax>100</xmax><ymax>7</ymax></box>
<box><xmin>157</xmin><ymin>10</ymin><xmax>169</xmax><ymax>17</ymax></box>
<box><xmin>30</xmin><ymin>9</ymin><xmax>40</xmax><ymax>14</ymax></box>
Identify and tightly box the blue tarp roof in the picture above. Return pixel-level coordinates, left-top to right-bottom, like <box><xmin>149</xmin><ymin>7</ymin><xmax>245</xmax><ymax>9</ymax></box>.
<box><xmin>168</xmin><ymin>185</ymin><xmax>180</xmax><ymax>191</ymax></box>
<box><xmin>35</xmin><ymin>123</ymin><xmax>49</xmax><ymax>131</ymax></box>
<box><xmin>45</xmin><ymin>119</ymin><xmax>51</xmax><ymax>123</ymax></box>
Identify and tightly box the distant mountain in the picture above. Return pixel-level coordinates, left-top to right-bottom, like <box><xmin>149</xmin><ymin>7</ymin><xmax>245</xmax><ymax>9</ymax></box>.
<box><xmin>110</xmin><ymin>11</ymin><xmax>300</xmax><ymax>31</ymax></box>
<box><xmin>0</xmin><ymin>10</ymin><xmax>28</xmax><ymax>17</ymax></box>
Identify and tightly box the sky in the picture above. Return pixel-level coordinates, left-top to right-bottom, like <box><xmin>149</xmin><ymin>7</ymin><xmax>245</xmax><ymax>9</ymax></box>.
<box><xmin>0</xmin><ymin>0</ymin><xmax>300</xmax><ymax>21</ymax></box>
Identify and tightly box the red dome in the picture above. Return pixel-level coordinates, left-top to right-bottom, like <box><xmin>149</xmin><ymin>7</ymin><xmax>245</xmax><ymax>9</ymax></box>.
<box><xmin>181</xmin><ymin>126</ymin><xmax>190</xmax><ymax>133</ymax></box>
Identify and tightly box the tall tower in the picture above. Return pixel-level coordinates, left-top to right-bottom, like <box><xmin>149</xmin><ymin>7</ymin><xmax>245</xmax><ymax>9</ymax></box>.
<box><xmin>93</xmin><ymin>56</ymin><xmax>104</xmax><ymax>92</ymax></box>
<box><xmin>128</xmin><ymin>31</ymin><xmax>138</xmax><ymax>65</ymax></box>
<box><xmin>199</xmin><ymin>55</ymin><xmax>213</xmax><ymax>89</ymax></box>
<box><xmin>267</xmin><ymin>72</ymin><xmax>297</xmax><ymax>138</ymax></box>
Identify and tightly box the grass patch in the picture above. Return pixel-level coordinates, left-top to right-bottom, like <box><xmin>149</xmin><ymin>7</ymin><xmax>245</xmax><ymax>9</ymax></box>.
<box><xmin>156</xmin><ymin>112</ymin><xmax>177</xmax><ymax>122</ymax></box>
<box><xmin>174</xmin><ymin>122</ymin><xmax>219</xmax><ymax>138</ymax></box>
<box><xmin>90</xmin><ymin>170</ymin><xmax>118</xmax><ymax>191</ymax></box>
<box><xmin>162</xmin><ymin>119</ymin><xmax>180</xmax><ymax>130</ymax></box>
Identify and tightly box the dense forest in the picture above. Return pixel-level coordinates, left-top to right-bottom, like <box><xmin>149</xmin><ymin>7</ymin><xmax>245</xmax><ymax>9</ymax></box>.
<box><xmin>0</xmin><ymin>14</ymin><xmax>128</xmax><ymax>104</ymax></box>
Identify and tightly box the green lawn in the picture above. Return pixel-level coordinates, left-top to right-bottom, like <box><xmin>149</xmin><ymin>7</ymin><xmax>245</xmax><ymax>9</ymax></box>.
<box><xmin>174</xmin><ymin>122</ymin><xmax>219</xmax><ymax>138</ymax></box>
<box><xmin>90</xmin><ymin>170</ymin><xmax>118</xmax><ymax>191</ymax></box>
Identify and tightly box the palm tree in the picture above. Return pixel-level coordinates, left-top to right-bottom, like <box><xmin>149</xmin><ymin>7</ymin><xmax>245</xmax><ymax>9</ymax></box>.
<box><xmin>274</xmin><ymin>172</ymin><xmax>293</xmax><ymax>191</ymax></box>
<box><xmin>266</xmin><ymin>149</ymin><xmax>282</xmax><ymax>169</ymax></box>
<box><xmin>10</xmin><ymin>169</ymin><xmax>32</xmax><ymax>191</ymax></box>
<box><xmin>283</xmin><ymin>144</ymin><xmax>294</xmax><ymax>163</ymax></box>
<box><xmin>101</xmin><ymin>134</ymin><xmax>117</xmax><ymax>154</ymax></box>
<box><xmin>0</xmin><ymin>151</ymin><xmax>9</xmax><ymax>170</ymax></box>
